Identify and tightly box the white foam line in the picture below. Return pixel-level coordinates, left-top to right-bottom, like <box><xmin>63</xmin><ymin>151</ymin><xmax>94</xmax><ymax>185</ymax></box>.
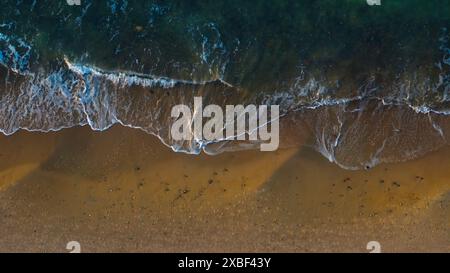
<box><xmin>63</xmin><ymin>57</ymin><xmax>235</xmax><ymax>89</ymax></box>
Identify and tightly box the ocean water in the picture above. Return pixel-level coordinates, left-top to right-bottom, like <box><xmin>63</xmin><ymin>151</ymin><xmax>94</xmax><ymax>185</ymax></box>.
<box><xmin>0</xmin><ymin>0</ymin><xmax>450</xmax><ymax>169</ymax></box>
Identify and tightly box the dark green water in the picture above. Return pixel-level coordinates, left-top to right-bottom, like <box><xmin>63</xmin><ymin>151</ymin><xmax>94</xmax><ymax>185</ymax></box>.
<box><xmin>1</xmin><ymin>0</ymin><xmax>450</xmax><ymax>169</ymax></box>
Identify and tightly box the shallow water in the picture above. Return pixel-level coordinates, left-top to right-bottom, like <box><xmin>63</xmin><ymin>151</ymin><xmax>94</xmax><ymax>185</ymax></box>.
<box><xmin>1</xmin><ymin>0</ymin><xmax>450</xmax><ymax>169</ymax></box>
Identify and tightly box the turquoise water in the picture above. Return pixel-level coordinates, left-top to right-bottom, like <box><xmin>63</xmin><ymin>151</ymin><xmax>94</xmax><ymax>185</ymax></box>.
<box><xmin>0</xmin><ymin>0</ymin><xmax>450</xmax><ymax>169</ymax></box>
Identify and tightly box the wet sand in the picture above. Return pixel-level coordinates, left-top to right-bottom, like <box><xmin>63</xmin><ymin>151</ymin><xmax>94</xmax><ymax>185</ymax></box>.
<box><xmin>0</xmin><ymin>125</ymin><xmax>448</xmax><ymax>252</ymax></box>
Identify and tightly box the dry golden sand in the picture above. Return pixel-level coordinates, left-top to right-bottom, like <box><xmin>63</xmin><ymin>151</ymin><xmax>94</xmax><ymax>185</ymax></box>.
<box><xmin>0</xmin><ymin>125</ymin><xmax>448</xmax><ymax>252</ymax></box>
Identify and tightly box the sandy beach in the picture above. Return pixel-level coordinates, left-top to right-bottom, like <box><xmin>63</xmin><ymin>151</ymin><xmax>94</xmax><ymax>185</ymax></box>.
<box><xmin>0</xmin><ymin>125</ymin><xmax>448</xmax><ymax>252</ymax></box>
